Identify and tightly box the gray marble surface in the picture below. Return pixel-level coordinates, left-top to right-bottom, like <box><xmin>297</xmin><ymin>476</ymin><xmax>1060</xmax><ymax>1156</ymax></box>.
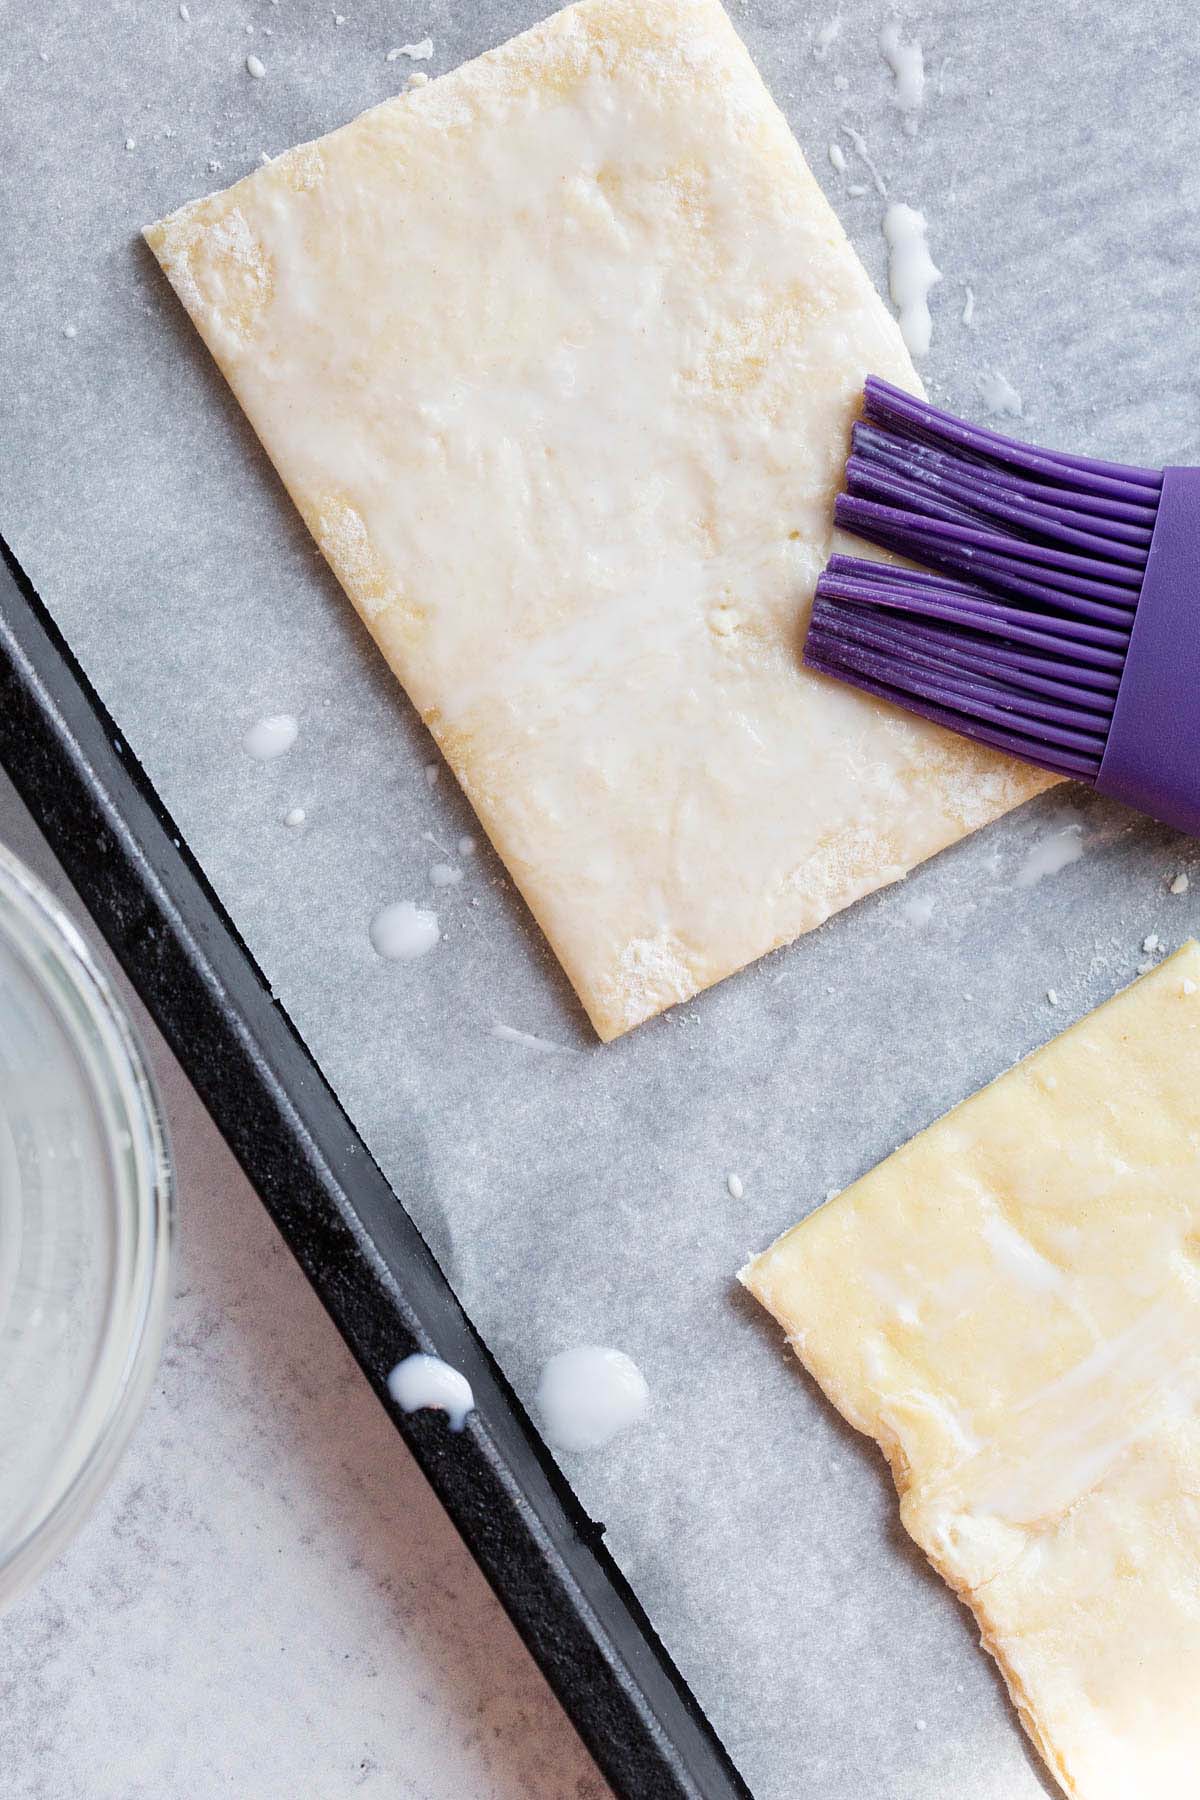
<box><xmin>0</xmin><ymin>769</ymin><xmax>607</xmax><ymax>1800</ymax></box>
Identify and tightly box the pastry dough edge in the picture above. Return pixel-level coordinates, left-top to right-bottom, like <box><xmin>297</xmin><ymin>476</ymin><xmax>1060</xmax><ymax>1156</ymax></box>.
<box><xmin>739</xmin><ymin>943</ymin><xmax>1200</xmax><ymax>1800</ymax></box>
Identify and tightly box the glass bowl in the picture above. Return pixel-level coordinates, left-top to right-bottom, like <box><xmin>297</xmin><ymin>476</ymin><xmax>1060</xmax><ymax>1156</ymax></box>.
<box><xmin>0</xmin><ymin>842</ymin><xmax>173</xmax><ymax>1608</ymax></box>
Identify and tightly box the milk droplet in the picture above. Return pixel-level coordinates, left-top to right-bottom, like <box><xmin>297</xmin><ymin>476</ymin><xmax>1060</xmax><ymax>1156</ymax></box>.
<box><xmin>980</xmin><ymin>370</ymin><xmax>1023</xmax><ymax>417</ymax></box>
<box><xmin>458</xmin><ymin>835</ymin><xmax>477</xmax><ymax>857</ymax></box>
<box><xmin>727</xmin><ymin>1172</ymin><xmax>745</xmax><ymax>1200</ymax></box>
<box><xmin>124</xmin><ymin>137</ymin><xmax>137</xmax><ymax>151</ymax></box>
<box><xmin>424</xmin><ymin>762</ymin><xmax>440</xmax><ymax>787</ymax></box>
<box><xmin>284</xmin><ymin>806</ymin><xmax>306</xmax><ymax>828</ymax></box>
<box><xmin>842</xmin><ymin>126</ymin><xmax>887</xmax><ymax>197</ymax></box>
<box><xmin>387</xmin><ymin>1354</ymin><xmax>473</xmax><ymax>1430</ymax></box>
<box><xmin>62</xmin><ymin>324</ymin><xmax>77</xmax><ymax>339</ymax></box>
<box><xmin>243</xmin><ymin>713</ymin><xmax>298</xmax><ymax>760</ymax></box>
<box><xmin>828</xmin><ymin>142</ymin><xmax>847</xmax><ymax>173</ymax></box>
<box><xmin>406</xmin><ymin>70</ymin><xmax>429</xmax><ymax>88</ymax></box>
<box><xmin>1170</xmin><ymin>872</ymin><xmax>1189</xmax><ymax>895</ymax></box>
<box><xmin>246</xmin><ymin>53</ymin><xmax>266</xmax><ymax>77</ymax></box>
<box><xmin>879</xmin><ymin>20</ymin><xmax>925</xmax><ymax>133</ymax></box>
<box><xmin>370</xmin><ymin>901</ymin><xmax>440</xmax><ymax>961</ymax></box>
<box><xmin>1014</xmin><ymin>822</ymin><xmax>1084</xmax><ymax>886</ymax></box>
<box><xmin>536</xmin><ymin>1346</ymin><xmax>649</xmax><ymax>1453</ymax></box>
<box><xmin>883</xmin><ymin>204</ymin><xmax>941</xmax><ymax>358</ymax></box>
<box><xmin>386</xmin><ymin>36</ymin><xmax>433</xmax><ymax>61</ymax></box>
<box><xmin>179</xmin><ymin>2</ymin><xmax>190</xmax><ymax>18</ymax></box>
<box><xmin>1046</xmin><ymin>989</ymin><xmax>1059</xmax><ymax>1006</ymax></box>
<box><xmin>961</xmin><ymin>284</ymin><xmax>975</xmax><ymax>325</ymax></box>
<box><xmin>429</xmin><ymin>862</ymin><xmax>462</xmax><ymax>887</ymax></box>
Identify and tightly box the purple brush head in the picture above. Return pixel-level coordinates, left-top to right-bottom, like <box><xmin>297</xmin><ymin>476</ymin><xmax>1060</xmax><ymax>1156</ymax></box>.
<box><xmin>805</xmin><ymin>376</ymin><xmax>1200</xmax><ymax>835</ymax></box>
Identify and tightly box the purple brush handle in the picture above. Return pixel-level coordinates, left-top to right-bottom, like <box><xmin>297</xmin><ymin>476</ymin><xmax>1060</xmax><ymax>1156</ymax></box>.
<box><xmin>1097</xmin><ymin>466</ymin><xmax>1200</xmax><ymax>834</ymax></box>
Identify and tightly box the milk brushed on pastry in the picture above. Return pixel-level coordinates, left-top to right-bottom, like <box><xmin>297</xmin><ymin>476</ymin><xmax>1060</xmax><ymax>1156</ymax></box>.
<box><xmin>743</xmin><ymin>943</ymin><xmax>1200</xmax><ymax>1800</ymax></box>
<box><xmin>145</xmin><ymin>0</ymin><xmax>1051</xmax><ymax>1039</ymax></box>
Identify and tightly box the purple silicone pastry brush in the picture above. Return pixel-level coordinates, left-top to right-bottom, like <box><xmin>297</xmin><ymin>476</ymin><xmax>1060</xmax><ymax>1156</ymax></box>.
<box><xmin>805</xmin><ymin>375</ymin><xmax>1200</xmax><ymax>834</ymax></box>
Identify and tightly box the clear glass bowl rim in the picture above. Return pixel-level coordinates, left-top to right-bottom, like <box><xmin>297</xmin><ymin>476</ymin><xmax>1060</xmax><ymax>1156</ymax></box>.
<box><xmin>0</xmin><ymin>840</ymin><xmax>174</xmax><ymax>1607</ymax></box>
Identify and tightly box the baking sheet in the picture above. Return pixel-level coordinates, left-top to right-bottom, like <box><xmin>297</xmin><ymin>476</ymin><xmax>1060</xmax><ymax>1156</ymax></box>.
<box><xmin>2</xmin><ymin>3</ymin><xmax>1197</xmax><ymax>1795</ymax></box>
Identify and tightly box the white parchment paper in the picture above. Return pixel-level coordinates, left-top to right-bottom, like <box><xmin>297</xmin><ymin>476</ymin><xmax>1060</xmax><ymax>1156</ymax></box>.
<box><xmin>2</xmin><ymin>3</ymin><xmax>1197</xmax><ymax>1794</ymax></box>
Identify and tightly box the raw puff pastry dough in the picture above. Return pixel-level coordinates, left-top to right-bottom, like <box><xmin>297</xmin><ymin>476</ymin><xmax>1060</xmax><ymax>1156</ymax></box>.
<box><xmin>742</xmin><ymin>943</ymin><xmax>1200</xmax><ymax>1800</ymax></box>
<box><xmin>146</xmin><ymin>0</ymin><xmax>1049</xmax><ymax>1039</ymax></box>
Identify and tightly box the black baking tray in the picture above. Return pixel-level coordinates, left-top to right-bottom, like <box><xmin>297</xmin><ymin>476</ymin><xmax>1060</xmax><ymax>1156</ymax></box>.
<box><xmin>0</xmin><ymin>531</ymin><xmax>751</xmax><ymax>1800</ymax></box>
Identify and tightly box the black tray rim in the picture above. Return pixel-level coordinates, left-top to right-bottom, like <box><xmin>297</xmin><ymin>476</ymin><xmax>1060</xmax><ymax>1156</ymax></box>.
<box><xmin>0</xmin><ymin>532</ymin><xmax>752</xmax><ymax>1800</ymax></box>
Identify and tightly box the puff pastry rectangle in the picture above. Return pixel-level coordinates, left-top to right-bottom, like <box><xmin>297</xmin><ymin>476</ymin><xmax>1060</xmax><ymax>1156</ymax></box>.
<box><xmin>146</xmin><ymin>0</ymin><xmax>1049</xmax><ymax>1038</ymax></box>
<box><xmin>742</xmin><ymin>943</ymin><xmax>1200</xmax><ymax>1800</ymax></box>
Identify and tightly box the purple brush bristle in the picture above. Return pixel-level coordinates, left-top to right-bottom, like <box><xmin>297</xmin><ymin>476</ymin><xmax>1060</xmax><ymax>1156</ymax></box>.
<box><xmin>805</xmin><ymin>377</ymin><xmax>1200</xmax><ymax>833</ymax></box>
